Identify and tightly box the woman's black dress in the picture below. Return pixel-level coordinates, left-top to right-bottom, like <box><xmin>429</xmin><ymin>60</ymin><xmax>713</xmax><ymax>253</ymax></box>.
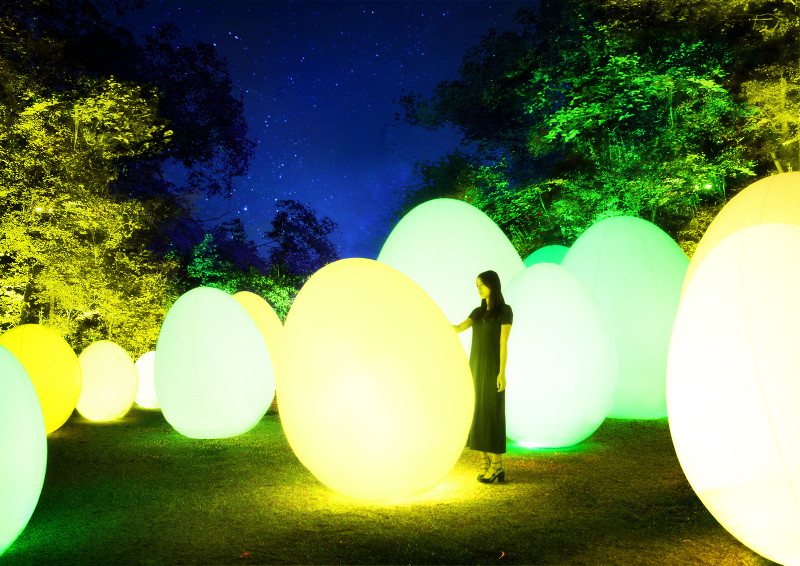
<box><xmin>466</xmin><ymin>303</ymin><xmax>513</xmax><ymax>454</ymax></box>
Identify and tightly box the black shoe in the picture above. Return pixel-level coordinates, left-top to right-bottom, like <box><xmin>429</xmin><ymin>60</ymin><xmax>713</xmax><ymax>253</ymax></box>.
<box><xmin>476</xmin><ymin>455</ymin><xmax>490</xmax><ymax>481</ymax></box>
<box><xmin>478</xmin><ymin>462</ymin><xmax>505</xmax><ymax>483</ymax></box>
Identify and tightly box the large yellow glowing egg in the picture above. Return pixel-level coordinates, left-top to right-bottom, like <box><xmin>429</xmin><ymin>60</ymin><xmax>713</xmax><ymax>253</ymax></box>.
<box><xmin>280</xmin><ymin>258</ymin><xmax>473</xmax><ymax>500</ymax></box>
<box><xmin>668</xmin><ymin>223</ymin><xmax>800</xmax><ymax>566</ymax></box>
<box><xmin>232</xmin><ymin>291</ymin><xmax>279</xmax><ymax>401</ymax></box>
<box><xmin>0</xmin><ymin>345</ymin><xmax>46</xmax><ymax>556</ymax></box>
<box><xmin>683</xmin><ymin>172</ymin><xmax>800</xmax><ymax>296</ymax></box>
<box><xmin>155</xmin><ymin>286</ymin><xmax>274</xmax><ymax>439</ymax></box>
<box><xmin>561</xmin><ymin>216</ymin><xmax>688</xmax><ymax>419</ymax></box>
<box><xmin>504</xmin><ymin>263</ymin><xmax>617</xmax><ymax>448</ymax></box>
<box><xmin>0</xmin><ymin>324</ymin><xmax>81</xmax><ymax>434</ymax></box>
<box><xmin>76</xmin><ymin>341</ymin><xmax>138</xmax><ymax>421</ymax></box>
<box><xmin>377</xmin><ymin>198</ymin><xmax>525</xmax><ymax>356</ymax></box>
<box><xmin>134</xmin><ymin>351</ymin><xmax>158</xmax><ymax>409</ymax></box>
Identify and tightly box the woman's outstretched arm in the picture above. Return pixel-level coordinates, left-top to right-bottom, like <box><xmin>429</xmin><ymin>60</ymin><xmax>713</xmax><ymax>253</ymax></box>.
<box><xmin>452</xmin><ymin>318</ymin><xmax>473</xmax><ymax>334</ymax></box>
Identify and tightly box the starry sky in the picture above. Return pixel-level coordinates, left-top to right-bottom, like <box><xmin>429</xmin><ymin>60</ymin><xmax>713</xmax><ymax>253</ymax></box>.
<box><xmin>114</xmin><ymin>0</ymin><xmax>538</xmax><ymax>260</ymax></box>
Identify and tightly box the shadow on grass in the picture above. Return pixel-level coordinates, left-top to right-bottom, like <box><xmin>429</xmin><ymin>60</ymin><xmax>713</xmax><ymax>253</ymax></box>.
<box><xmin>3</xmin><ymin>407</ymin><xmax>779</xmax><ymax>565</ymax></box>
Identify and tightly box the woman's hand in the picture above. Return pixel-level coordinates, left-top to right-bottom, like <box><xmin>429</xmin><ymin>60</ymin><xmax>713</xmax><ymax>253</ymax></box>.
<box><xmin>497</xmin><ymin>372</ymin><xmax>506</xmax><ymax>393</ymax></box>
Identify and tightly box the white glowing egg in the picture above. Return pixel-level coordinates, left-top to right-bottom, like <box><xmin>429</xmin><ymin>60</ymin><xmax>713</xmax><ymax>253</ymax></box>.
<box><xmin>77</xmin><ymin>340</ymin><xmax>138</xmax><ymax>421</ymax></box>
<box><xmin>504</xmin><ymin>263</ymin><xmax>617</xmax><ymax>447</ymax></box>
<box><xmin>377</xmin><ymin>198</ymin><xmax>525</xmax><ymax>356</ymax></box>
<box><xmin>280</xmin><ymin>258</ymin><xmax>474</xmax><ymax>500</ymax></box>
<box><xmin>155</xmin><ymin>287</ymin><xmax>273</xmax><ymax>439</ymax></box>
<box><xmin>134</xmin><ymin>351</ymin><xmax>158</xmax><ymax>409</ymax></box>
<box><xmin>668</xmin><ymin>223</ymin><xmax>800</xmax><ymax>566</ymax></box>
<box><xmin>0</xmin><ymin>345</ymin><xmax>46</xmax><ymax>555</ymax></box>
<box><xmin>562</xmin><ymin>216</ymin><xmax>689</xmax><ymax>419</ymax></box>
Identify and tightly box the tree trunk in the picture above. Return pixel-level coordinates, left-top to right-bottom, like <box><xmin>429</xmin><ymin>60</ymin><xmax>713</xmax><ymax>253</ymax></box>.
<box><xmin>17</xmin><ymin>265</ymin><xmax>43</xmax><ymax>325</ymax></box>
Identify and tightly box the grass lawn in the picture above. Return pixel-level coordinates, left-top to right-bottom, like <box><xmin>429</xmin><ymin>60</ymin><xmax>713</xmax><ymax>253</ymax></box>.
<box><xmin>2</xmin><ymin>405</ymin><xmax>779</xmax><ymax>566</ymax></box>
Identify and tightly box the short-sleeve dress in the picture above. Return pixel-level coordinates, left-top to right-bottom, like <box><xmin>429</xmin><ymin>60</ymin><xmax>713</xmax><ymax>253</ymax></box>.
<box><xmin>467</xmin><ymin>303</ymin><xmax>513</xmax><ymax>454</ymax></box>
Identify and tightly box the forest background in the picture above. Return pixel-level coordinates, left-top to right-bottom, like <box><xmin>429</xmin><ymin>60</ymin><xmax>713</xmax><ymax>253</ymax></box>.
<box><xmin>0</xmin><ymin>0</ymin><xmax>797</xmax><ymax>361</ymax></box>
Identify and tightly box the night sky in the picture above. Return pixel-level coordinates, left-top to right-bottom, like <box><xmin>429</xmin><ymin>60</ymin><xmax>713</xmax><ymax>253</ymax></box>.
<box><xmin>109</xmin><ymin>0</ymin><xmax>538</xmax><ymax>260</ymax></box>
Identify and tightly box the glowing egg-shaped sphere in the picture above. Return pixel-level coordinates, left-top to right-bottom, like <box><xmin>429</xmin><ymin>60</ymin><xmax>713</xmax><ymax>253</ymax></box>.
<box><xmin>76</xmin><ymin>341</ymin><xmax>138</xmax><ymax>421</ymax></box>
<box><xmin>155</xmin><ymin>286</ymin><xmax>273</xmax><ymax>439</ymax></box>
<box><xmin>0</xmin><ymin>345</ymin><xmax>46</xmax><ymax>555</ymax></box>
<box><xmin>504</xmin><ymin>263</ymin><xmax>617</xmax><ymax>447</ymax></box>
<box><xmin>0</xmin><ymin>324</ymin><xmax>81</xmax><ymax>434</ymax></box>
<box><xmin>280</xmin><ymin>258</ymin><xmax>473</xmax><ymax>500</ymax></box>
<box><xmin>561</xmin><ymin>216</ymin><xmax>688</xmax><ymax>419</ymax></box>
<box><xmin>377</xmin><ymin>198</ymin><xmax>525</xmax><ymax>356</ymax></box>
<box><xmin>683</xmin><ymin>172</ymin><xmax>800</xmax><ymax>296</ymax></box>
<box><xmin>134</xmin><ymin>351</ymin><xmax>158</xmax><ymax>409</ymax></box>
<box><xmin>668</xmin><ymin>223</ymin><xmax>800</xmax><ymax>566</ymax></box>
<box><xmin>523</xmin><ymin>245</ymin><xmax>569</xmax><ymax>267</ymax></box>
<box><xmin>232</xmin><ymin>291</ymin><xmax>279</xmax><ymax>401</ymax></box>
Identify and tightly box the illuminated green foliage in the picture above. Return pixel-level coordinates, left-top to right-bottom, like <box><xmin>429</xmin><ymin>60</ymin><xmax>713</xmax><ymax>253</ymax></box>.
<box><xmin>179</xmin><ymin>232</ymin><xmax>301</xmax><ymax>321</ymax></box>
<box><xmin>585</xmin><ymin>0</ymin><xmax>800</xmax><ymax>172</ymax></box>
<box><xmin>398</xmin><ymin>1</ymin><xmax>772</xmax><ymax>256</ymax></box>
<box><xmin>516</xmin><ymin>18</ymin><xmax>761</xmax><ymax>238</ymax></box>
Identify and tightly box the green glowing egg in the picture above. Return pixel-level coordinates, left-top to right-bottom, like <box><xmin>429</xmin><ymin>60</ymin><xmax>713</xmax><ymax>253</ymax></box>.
<box><xmin>0</xmin><ymin>324</ymin><xmax>81</xmax><ymax>434</ymax></box>
<box><xmin>280</xmin><ymin>258</ymin><xmax>473</xmax><ymax>500</ymax></box>
<box><xmin>154</xmin><ymin>287</ymin><xmax>274</xmax><ymax>439</ymax></box>
<box><xmin>668</xmin><ymin>223</ymin><xmax>800</xmax><ymax>566</ymax></box>
<box><xmin>377</xmin><ymin>198</ymin><xmax>525</xmax><ymax>356</ymax></box>
<box><xmin>562</xmin><ymin>216</ymin><xmax>688</xmax><ymax>419</ymax></box>
<box><xmin>76</xmin><ymin>341</ymin><xmax>138</xmax><ymax>422</ymax></box>
<box><xmin>0</xmin><ymin>345</ymin><xmax>46</xmax><ymax>556</ymax></box>
<box><xmin>523</xmin><ymin>245</ymin><xmax>569</xmax><ymax>267</ymax></box>
<box><xmin>504</xmin><ymin>263</ymin><xmax>617</xmax><ymax>447</ymax></box>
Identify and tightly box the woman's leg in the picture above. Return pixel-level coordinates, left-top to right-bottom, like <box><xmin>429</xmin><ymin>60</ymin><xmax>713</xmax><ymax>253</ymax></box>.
<box><xmin>477</xmin><ymin>450</ymin><xmax>489</xmax><ymax>476</ymax></box>
<box><xmin>482</xmin><ymin>452</ymin><xmax>503</xmax><ymax>479</ymax></box>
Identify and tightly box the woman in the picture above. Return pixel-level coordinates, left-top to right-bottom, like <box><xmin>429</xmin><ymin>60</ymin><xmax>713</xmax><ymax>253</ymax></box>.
<box><xmin>452</xmin><ymin>270</ymin><xmax>512</xmax><ymax>483</ymax></box>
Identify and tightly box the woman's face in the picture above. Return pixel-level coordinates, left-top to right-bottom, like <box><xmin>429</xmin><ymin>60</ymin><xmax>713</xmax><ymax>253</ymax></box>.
<box><xmin>476</xmin><ymin>278</ymin><xmax>491</xmax><ymax>302</ymax></box>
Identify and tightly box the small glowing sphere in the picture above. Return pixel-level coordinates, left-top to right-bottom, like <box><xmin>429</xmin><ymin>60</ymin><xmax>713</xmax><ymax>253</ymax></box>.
<box><xmin>0</xmin><ymin>345</ymin><xmax>46</xmax><ymax>555</ymax></box>
<box><xmin>76</xmin><ymin>341</ymin><xmax>138</xmax><ymax>421</ymax></box>
<box><xmin>377</xmin><ymin>198</ymin><xmax>525</xmax><ymax>356</ymax></box>
<box><xmin>232</xmin><ymin>291</ymin><xmax>279</xmax><ymax>403</ymax></box>
<box><xmin>155</xmin><ymin>287</ymin><xmax>273</xmax><ymax>439</ymax></box>
<box><xmin>134</xmin><ymin>351</ymin><xmax>158</xmax><ymax>409</ymax></box>
<box><xmin>683</xmin><ymin>172</ymin><xmax>800</xmax><ymax>296</ymax></box>
<box><xmin>504</xmin><ymin>264</ymin><xmax>617</xmax><ymax>448</ymax></box>
<box><xmin>668</xmin><ymin>223</ymin><xmax>800</xmax><ymax>566</ymax></box>
<box><xmin>0</xmin><ymin>324</ymin><xmax>81</xmax><ymax>434</ymax></box>
<box><xmin>562</xmin><ymin>216</ymin><xmax>689</xmax><ymax>419</ymax></box>
<box><xmin>280</xmin><ymin>258</ymin><xmax>473</xmax><ymax>500</ymax></box>
<box><xmin>523</xmin><ymin>245</ymin><xmax>569</xmax><ymax>267</ymax></box>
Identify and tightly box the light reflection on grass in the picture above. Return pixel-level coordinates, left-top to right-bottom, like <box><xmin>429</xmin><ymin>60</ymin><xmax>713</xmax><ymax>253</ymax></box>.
<box><xmin>3</xmin><ymin>409</ymin><xmax>773</xmax><ymax>565</ymax></box>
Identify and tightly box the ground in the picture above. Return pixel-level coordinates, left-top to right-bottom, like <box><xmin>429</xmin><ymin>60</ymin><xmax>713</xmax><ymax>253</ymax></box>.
<box><xmin>3</xmin><ymin>406</ymin><xmax>778</xmax><ymax>566</ymax></box>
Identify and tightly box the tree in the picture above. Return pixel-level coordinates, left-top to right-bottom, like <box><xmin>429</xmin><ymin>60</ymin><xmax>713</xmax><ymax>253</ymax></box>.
<box><xmin>583</xmin><ymin>0</ymin><xmax>800</xmax><ymax>172</ymax></box>
<box><xmin>397</xmin><ymin>9</ymin><xmax>542</xmax><ymax>180</ymax></box>
<box><xmin>0</xmin><ymin>65</ymin><xmax>178</xmax><ymax>357</ymax></box>
<box><xmin>262</xmin><ymin>200</ymin><xmax>341</xmax><ymax>279</ymax></box>
<box><xmin>0</xmin><ymin>0</ymin><xmax>281</xmax><ymax>343</ymax></box>
<box><xmin>178</xmin><ymin>232</ymin><xmax>302</xmax><ymax>321</ymax></box>
<box><xmin>397</xmin><ymin>1</ymin><xmax>766</xmax><ymax>257</ymax></box>
<box><xmin>0</xmin><ymin>0</ymin><xmax>258</xmax><ymax>251</ymax></box>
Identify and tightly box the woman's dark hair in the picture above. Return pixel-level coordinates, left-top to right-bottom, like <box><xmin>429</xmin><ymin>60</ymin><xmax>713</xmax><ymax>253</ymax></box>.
<box><xmin>475</xmin><ymin>270</ymin><xmax>506</xmax><ymax>322</ymax></box>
